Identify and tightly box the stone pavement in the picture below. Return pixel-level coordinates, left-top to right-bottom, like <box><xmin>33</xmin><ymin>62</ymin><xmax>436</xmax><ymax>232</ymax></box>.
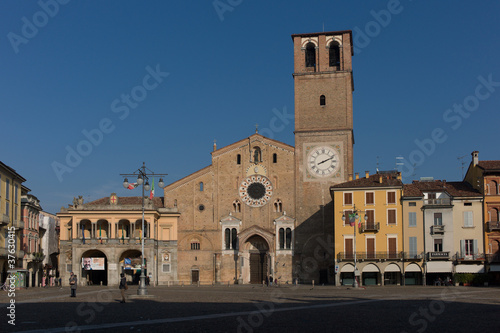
<box><xmin>1</xmin><ymin>284</ymin><xmax>500</xmax><ymax>332</ymax></box>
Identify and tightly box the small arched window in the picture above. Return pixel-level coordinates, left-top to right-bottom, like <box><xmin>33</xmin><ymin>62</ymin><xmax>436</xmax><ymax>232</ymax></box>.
<box><xmin>199</xmin><ymin>182</ymin><xmax>204</xmax><ymax>191</ymax></box>
<box><xmin>279</xmin><ymin>228</ymin><xmax>285</xmax><ymax>249</ymax></box>
<box><xmin>231</xmin><ymin>228</ymin><xmax>238</xmax><ymax>250</ymax></box>
<box><xmin>237</xmin><ymin>154</ymin><xmax>241</xmax><ymax>165</ymax></box>
<box><xmin>329</xmin><ymin>41</ymin><xmax>340</xmax><ymax>69</ymax></box>
<box><xmin>225</xmin><ymin>228</ymin><xmax>231</xmax><ymax>250</ymax></box>
<box><xmin>274</xmin><ymin>199</ymin><xmax>283</xmax><ymax>213</ymax></box>
<box><xmin>285</xmin><ymin>228</ymin><xmax>292</xmax><ymax>249</ymax></box>
<box><xmin>305</xmin><ymin>42</ymin><xmax>316</xmax><ymax>68</ymax></box>
<box><xmin>320</xmin><ymin>95</ymin><xmax>326</xmax><ymax>106</ymax></box>
<box><xmin>253</xmin><ymin>146</ymin><xmax>262</xmax><ymax>163</ymax></box>
<box><xmin>233</xmin><ymin>199</ymin><xmax>241</xmax><ymax>213</ymax></box>
<box><xmin>273</xmin><ymin>153</ymin><xmax>277</xmax><ymax>163</ymax></box>
<box><xmin>191</xmin><ymin>241</ymin><xmax>200</xmax><ymax>250</ymax></box>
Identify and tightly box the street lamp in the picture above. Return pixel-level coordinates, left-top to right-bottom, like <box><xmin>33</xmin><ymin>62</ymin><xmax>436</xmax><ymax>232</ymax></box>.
<box><xmin>121</xmin><ymin>162</ymin><xmax>167</xmax><ymax>295</ymax></box>
<box><xmin>342</xmin><ymin>204</ymin><xmax>368</xmax><ymax>288</ymax></box>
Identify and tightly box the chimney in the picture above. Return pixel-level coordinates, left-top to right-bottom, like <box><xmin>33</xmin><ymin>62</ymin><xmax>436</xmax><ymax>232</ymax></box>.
<box><xmin>472</xmin><ymin>151</ymin><xmax>479</xmax><ymax>166</ymax></box>
<box><xmin>355</xmin><ymin>173</ymin><xmax>359</xmax><ymax>180</ymax></box>
<box><xmin>348</xmin><ymin>174</ymin><xmax>353</xmax><ymax>181</ymax></box>
<box><xmin>397</xmin><ymin>172</ymin><xmax>402</xmax><ymax>180</ymax></box>
<box><xmin>365</xmin><ymin>171</ymin><xmax>369</xmax><ymax>178</ymax></box>
<box><xmin>213</xmin><ymin>139</ymin><xmax>217</xmax><ymax>152</ymax></box>
<box><xmin>379</xmin><ymin>175</ymin><xmax>383</xmax><ymax>184</ymax></box>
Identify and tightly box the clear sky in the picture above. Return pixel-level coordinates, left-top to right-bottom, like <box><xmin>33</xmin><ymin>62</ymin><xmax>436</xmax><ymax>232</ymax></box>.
<box><xmin>1</xmin><ymin>0</ymin><xmax>499</xmax><ymax>214</ymax></box>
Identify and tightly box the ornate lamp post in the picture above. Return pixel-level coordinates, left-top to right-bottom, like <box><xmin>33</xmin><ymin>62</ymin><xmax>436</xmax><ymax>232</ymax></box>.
<box><xmin>121</xmin><ymin>162</ymin><xmax>166</xmax><ymax>295</ymax></box>
<box><xmin>342</xmin><ymin>204</ymin><xmax>368</xmax><ymax>288</ymax></box>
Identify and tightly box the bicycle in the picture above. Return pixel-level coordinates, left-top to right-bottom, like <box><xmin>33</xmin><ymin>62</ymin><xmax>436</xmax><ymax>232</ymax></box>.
<box><xmin>0</xmin><ymin>282</ymin><xmax>7</xmax><ymax>291</ymax></box>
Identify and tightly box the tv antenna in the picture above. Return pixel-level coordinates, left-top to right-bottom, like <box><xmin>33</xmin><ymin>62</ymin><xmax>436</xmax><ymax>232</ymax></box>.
<box><xmin>457</xmin><ymin>155</ymin><xmax>468</xmax><ymax>179</ymax></box>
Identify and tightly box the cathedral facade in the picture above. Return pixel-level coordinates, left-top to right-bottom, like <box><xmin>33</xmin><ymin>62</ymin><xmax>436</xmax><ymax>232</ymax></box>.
<box><xmin>164</xmin><ymin>30</ymin><xmax>354</xmax><ymax>285</ymax></box>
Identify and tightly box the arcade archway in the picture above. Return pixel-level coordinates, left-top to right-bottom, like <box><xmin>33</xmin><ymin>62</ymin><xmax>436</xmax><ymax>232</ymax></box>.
<box><xmin>81</xmin><ymin>250</ymin><xmax>107</xmax><ymax>286</ymax></box>
<box><xmin>119</xmin><ymin>250</ymin><xmax>143</xmax><ymax>285</ymax></box>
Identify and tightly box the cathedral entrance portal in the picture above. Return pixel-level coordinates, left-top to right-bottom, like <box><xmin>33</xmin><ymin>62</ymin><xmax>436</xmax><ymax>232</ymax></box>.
<box><xmin>245</xmin><ymin>235</ymin><xmax>269</xmax><ymax>284</ymax></box>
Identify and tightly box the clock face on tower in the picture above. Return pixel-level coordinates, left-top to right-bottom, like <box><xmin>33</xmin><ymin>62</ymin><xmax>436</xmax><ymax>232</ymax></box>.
<box><xmin>239</xmin><ymin>175</ymin><xmax>273</xmax><ymax>207</ymax></box>
<box><xmin>306</xmin><ymin>145</ymin><xmax>341</xmax><ymax>178</ymax></box>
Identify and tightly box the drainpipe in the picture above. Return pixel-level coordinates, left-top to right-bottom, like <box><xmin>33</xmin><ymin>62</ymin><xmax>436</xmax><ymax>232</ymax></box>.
<box><xmin>422</xmin><ymin>205</ymin><xmax>426</xmax><ymax>286</ymax></box>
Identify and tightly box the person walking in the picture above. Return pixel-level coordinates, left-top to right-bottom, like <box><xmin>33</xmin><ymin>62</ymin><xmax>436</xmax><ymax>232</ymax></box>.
<box><xmin>119</xmin><ymin>273</ymin><xmax>127</xmax><ymax>303</ymax></box>
<box><xmin>69</xmin><ymin>272</ymin><xmax>77</xmax><ymax>297</ymax></box>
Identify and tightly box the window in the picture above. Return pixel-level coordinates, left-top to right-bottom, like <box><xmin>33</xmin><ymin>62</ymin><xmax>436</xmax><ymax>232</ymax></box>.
<box><xmin>365</xmin><ymin>210</ymin><xmax>374</xmax><ymax>223</ymax></box>
<box><xmin>305</xmin><ymin>42</ymin><xmax>316</xmax><ymax>68</ymax></box>
<box><xmin>285</xmin><ymin>228</ymin><xmax>292</xmax><ymax>249</ymax></box>
<box><xmin>434</xmin><ymin>239</ymin><xmax>443</xmax><ymax>252</ymax></box>
<box><xmin>344</xmin><ymin>193</ymin><xmax>353</xmax><ymax>205</ymax></box>
<box><xmin>279</xmin><ymin>228</ymin><xmax>285</xmax><ymax>249</ymax></box>
<box><xmin>320</xmin><ymin>95</ymin><xmax>326</xmax><ymax>106</ymax></box>
<box><xmin>6</xmin><ymin>202</ymin><xmax>9</xmax><ymax>217</ymax></box>
<box><xmin>6</xmin><ymin>179</ymin><xmax>10</xmax><ymax>200</ymax></box>
<box><xmin>387</xmin><ymin>209</ymin><xmax>396</xmax><ymax>225</ymax></box>
<box><xmin>434</xmin><ymin>213</ymin><xmax>442</xmax><ymax>226</ymax></box>
<box><xmin>162</xmin><ymin>264</ymin><xmax>171</xmax><ymax>273</ymax></box>
<box><xmin>409</xmin><ymin>202</ymin><xmax>416</xmax><ymax>207</ymax></box>
<box><xmin>278</xmin><ymin>227</ymin><xmax>293</xmax><ymax>250</ymax></box>
<box><xmin>409</xmin><ymin>237</ymin><xmax>417</xmax><ymax>257</ymax></box>
<box><xmin>464</xmin><ymin>202</ymin><xmax>472</xmax><ymax>206</ymax></box>
<box><xmin>329</xmin><ymin>41</ymin><xmax>340</xmax><ymax>69</ymax></box>
<box><xmin>14</xmin><ymin>185</ymin><xmax>18</xmax><ymax>204</ymax></box>
<box><xmin>461</xmin><ymin>239</ymin><xmax>477</xmax><ymax>257</ymax></box>
<box><xmin>224</xmin><ymin>228</ymin><xmax>238</xmax><ymax>250</ymax></box>
<box><xmin>274</xmin><ymin>199</ymin><xmax>283</xmax><ymax>213</ymax></box>
<box><xmin>273</xmin><ymin>153</ymin><xmax>277</xmax><ymax>163</ymax></box>
<box><xmin>199</xmin><ymin>182</ymin><xmax>204</xmax><ymax>191</ymax></box>
<box><xmin>343</xmin><ymin>210</ymin><xmax>353</xmax><ymax>226</ymax></box>
<box><xmin>237</xmin><ymin>154</ymin><xmax>241</xmax><ymax>165</ymax></box>
<box><xmin>387</xmin><ymin>191</ymin><xmax>396</xmax><ymax>204</ymax></box>
<box><xmin>233</xmin><ymin>200</ymin><xmax>241</xmax><ymax>213</ymax></box>
<box><xmin>191</xmin><ymin>241</ymin><xmax>200</xmax><ymax>250</ymax></box>
<box><xmin>408</xmin><ymin>212</ymin><xmax>417</xmax><ymax>227</ymax></box>
<box><xmin>365</xmin><ymin>192</ymin><xmax>374</xmax><ymax>205</ymax></box>
<box><xmin>463</xmin><ymin>211</ymin><xmax>473</xmax><ymax>227</ymax></box>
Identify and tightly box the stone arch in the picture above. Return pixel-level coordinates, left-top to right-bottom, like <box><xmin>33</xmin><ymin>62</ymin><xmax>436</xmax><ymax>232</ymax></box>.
<box><xmin>81</xmin><ymin>249</ymin><xmax>108</xmax><ymax>286</ymax></box>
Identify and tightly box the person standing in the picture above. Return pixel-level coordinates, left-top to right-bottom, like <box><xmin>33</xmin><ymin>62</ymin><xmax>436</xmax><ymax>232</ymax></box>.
<box><xmin>69</xmin><ymin>272</ymin><xmax>77</xmax><ymax>297</ymax></box>
<box><xmin>119</xmin><ymin>273</ymin><xmax>127</xmax><ymax>303</ymax></box>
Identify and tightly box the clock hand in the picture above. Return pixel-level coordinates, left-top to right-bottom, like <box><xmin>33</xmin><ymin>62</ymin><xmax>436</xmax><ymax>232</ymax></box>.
<box><xmin>318</xmin><ymin>157</ymin><xmax>334</xmax><ymax>165</ymax></box>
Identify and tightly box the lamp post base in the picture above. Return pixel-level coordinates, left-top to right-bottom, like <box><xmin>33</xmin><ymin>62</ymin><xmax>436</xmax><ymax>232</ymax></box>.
<box><xmin>137</xmin><ymin>274</ymin><xmax>148</xmax><ymax>295</ymax></box>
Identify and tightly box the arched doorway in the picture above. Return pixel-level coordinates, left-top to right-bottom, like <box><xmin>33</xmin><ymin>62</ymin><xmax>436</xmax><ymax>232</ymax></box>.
<box><xmin>81</xmin><ymin>250</ymin><xmax>108</xmax><ymax>286</ymax></box>
<box><xmin>245</xmin><ymin>235</ymin><xmax>269</xmax><ymax>284</ymax></box>
<box><xmin>119</xmin><ymin>250</ymin><xmax>143</xmax><ymax>285</ymax></box>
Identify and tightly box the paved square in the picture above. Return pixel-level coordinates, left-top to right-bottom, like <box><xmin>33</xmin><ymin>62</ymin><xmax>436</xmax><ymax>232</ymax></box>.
<box><xmin>2</xmin><ymin>285</ymin><xmax>500</xmax><ymax>332</ymax></box>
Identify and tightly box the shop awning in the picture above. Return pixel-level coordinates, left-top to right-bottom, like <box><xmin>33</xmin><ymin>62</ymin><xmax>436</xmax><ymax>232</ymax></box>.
<box><xmin>455</xmin><ymin>264</ymin><xmax>485</xmax><ymax>273</ymax></box>
<box><xmin>426</xmin><ymin>261</ymin><xmax>453</xmax><ymax>273</ymax></box>
<box><xmin>363</xmin><ymin>264</ymin><xmax>380</xmax><ymax>273</ymax></box>
<box><xmin>384</xmin><ymin>264</ymin><xmax>401</xmax><ymax>273</ymax></box>
<box><xmin>340</xmin><ymin>264</ymin><xmax>355</xmax><ymax>272</ymax></box>
<box><xmin>405</xmin><ymin>263</ymin><xmax>422</xmax><ymax>273</ymax></box>
<box><xmin>489</xmin><ymin>265</ymin><xmax>500</xmax><ymax>272</ymax></box>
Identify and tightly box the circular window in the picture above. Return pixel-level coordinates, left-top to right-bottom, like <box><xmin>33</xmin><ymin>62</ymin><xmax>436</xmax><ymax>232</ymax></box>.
<box><xmin>239</xmin><ymin>175</ymin><xmax>273</xmax><ymax>207</ymax></box>
<box><xmin>198</xmin><ymin>204</ymin><xmax>205</xmax><ymax>211</ymax></box>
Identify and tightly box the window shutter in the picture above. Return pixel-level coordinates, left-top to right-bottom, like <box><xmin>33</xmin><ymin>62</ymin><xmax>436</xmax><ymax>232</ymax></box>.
<box><xmin>473</xmin><ymin>239</ymin><xmax>478</xmax><ymax>255</ymax></box>
<box><xmin>460</xmin><ymin>240</ymin><xmax>465</xmax><ymax>257</ymax></box>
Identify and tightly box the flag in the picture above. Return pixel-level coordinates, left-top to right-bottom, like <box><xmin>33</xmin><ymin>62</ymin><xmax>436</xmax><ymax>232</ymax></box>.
<box><xmin>127</xmin><ymin>183</ymin><xmax>138</xmax><ymax>190</ymax></box>
<box><xmin>149</xmin><ymin>178</ymin><xmax>155</xmax><ymax>200</ymax></box>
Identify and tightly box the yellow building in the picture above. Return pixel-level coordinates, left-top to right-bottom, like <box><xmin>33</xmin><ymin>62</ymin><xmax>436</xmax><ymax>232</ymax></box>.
<box><xmin>0</xmin><ymin>161</ymin><xmax>26</xmax><ymax>284</ymax></box>
<box><xmin>330</xmin><ymin>171</ymin><xmax>403</xmax><ymax>286</ymax></box>
<box><xmin>57</xmin><ymin>194</ymin><xmax>179</xmax><ymax>286</ymax></box>
<box><xmin>464</xmin><ymin>151</ymin><xmax>500</xmax><ymax>281</ymax></box>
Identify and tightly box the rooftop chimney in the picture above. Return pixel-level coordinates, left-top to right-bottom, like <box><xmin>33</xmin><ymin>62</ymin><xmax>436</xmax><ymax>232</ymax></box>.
<box><xmin>355</xmin><ymin>173</ymin><xmax>359</xmax><ymax>180</ymax></box>
<box><xmin>472</xmin><ymin>151</ymin><xmax>479</xmax><ymax>166</ymax></box>
<box><xmin>348</xmin><ymin>174</ymin><xmax>353</xmax><ymax>181</ymax></box>
<box><xmin>365</xmin><ymin>171</ymin><xmax>369</xmax><ymax>178</ymax></box>
<box><xmin>379</xmin><ymin>175</ymin><xmax>383</xmax><ymax>184</ymax></box>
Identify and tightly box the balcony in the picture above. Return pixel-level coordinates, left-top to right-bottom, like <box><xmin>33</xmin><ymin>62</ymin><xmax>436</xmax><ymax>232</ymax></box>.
<box><xmin>402</xmin><ymin>252</ymin><xmax>424</xmax><ymax>261</ymax></box>
<box><xmin>486</xmin><ymin>253</ymin><xmax>500</xmax><ymax>263</ymax></box>
<box><xmin>0</xmin><ymin>214</ymin><xmax>9</xmax><ymax>225</ymax></box>
<box><xmin>486</xmin><ymin>221</ymin><xmax>500</xmax><ymax>232</ymax></box>
<box><xmin>337</xmin><ymin>251</ymin><xmax>404</xmax><ymax>261</ymax></box>
<box><xmin>424</xmin><ymin>198</ymin><xmax>452</xmax><ymax>206</ymax></box>
<box><xmin>427</xmin><ymin>251</ymin><xmax>450</xmax><ymax>260</ymax></box>
<box><xmin>431</xmin><ymin>225</ymin><xmax>445</xmax><ymax>234</ymax></box>
<box><xmin>453</xmin><ymin>252</ymin><xmax>485</xmax><ymax>262</ymax></box>
<box><xmin>360</xmin><ymin>222</ymin><xmax>380</xmax><ymax>233</ymax></box>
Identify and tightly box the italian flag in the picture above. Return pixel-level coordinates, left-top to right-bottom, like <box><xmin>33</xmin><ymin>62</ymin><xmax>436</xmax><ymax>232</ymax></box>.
<box><xmin>149</xmin><ymin>178</ymin><xmax>155</xmax><ymax>200</ymax></box>
<box><xmin>127</xmin><ymin>182</ymin><xmax>138</xmax><ymax>190</ymax></box>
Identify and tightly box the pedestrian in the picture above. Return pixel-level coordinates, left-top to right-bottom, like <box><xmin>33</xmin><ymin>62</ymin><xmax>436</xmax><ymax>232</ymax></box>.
<box><xmin>69</xmin><ymin>272</ymin><xmax>77</xmax><ymax>297</ymax></box>
<box><xmin>59</xmin><ymin>277</ymin><xmax>62</xmax><ymax>288</ymax></box>
<box><xmin>269</xmin><ymin>276</ymin><xmax>273</xmax><ymax>286</ymax></box>
<box><xmin>119</xmin><ymin>273</ymin><xmax>127</xmax><ymax>303</ymax></box>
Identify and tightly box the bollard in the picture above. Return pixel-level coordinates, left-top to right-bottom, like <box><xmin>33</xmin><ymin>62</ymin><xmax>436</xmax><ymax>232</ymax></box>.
<box><xmin>312</xmin><ymin>280</ymin><xmax>315</xmax><ymax>288</ymax></box>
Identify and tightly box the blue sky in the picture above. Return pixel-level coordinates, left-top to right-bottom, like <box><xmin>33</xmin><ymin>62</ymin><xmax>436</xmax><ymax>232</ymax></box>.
<box><xmin>1</xmin><ymin>0</ymin><xmax>499</xmax><ymax>214</ymax></box>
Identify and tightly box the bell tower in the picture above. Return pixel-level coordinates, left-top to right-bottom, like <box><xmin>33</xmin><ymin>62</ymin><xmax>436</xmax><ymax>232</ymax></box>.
<box><xmin>293</xmin><ymin>30</ymin><xmax>354</xmax><ymax>283</ymax></box>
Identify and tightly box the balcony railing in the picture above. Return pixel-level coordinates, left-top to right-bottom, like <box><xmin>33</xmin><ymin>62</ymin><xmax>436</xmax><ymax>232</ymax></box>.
<box><xmin>486</xmin><ymin>221</ymin><xmax>500</xmax><ymax>232</ymax></box>
<box><xmin>431</xmin><ymin>225</ymin><xmax>445</xmax><ymax>234</ymax></box>
<box><xmin>427</xmin><ymin>251</ymin><xmax>450</xmax><ymax>260</ymax></box>
<box><xmin>402</xmin><ymin>252</ymin><xmax>424</xmax><ymax>260</ymax></box>
<box><xmin>360</xmin><ymin>222</ymin><xmax>380</xmax><ymax>233</ymax></box>
<box><xmin>0</xmin><ymin>214</ymin><xmax>9</xmax><ymax>225</ymax></box>
<box><xmin>453</xmin><ymin>252</ymin><xmax>485</xmax><ymax>261</ymax></box>
<box><xmin>486</xmin><ymin>253</ymin><xmax>500</xmax><ymax>263</ymax></box>
<box><xmin>337</xmin><ymin>251</ymin><xmax>404</xmax><ymax>261</ymax></box>
<box><xmin>424</xmin><ymin>198</ymin><xmax>452</xmax><ymax>206</ymax></box>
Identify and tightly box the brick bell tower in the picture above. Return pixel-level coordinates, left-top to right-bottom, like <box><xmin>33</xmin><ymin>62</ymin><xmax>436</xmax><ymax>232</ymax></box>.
<box><xmin>292</xmin><ymin>30</ymin><xmax>354</xmax><ymax>284</ymax></box>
